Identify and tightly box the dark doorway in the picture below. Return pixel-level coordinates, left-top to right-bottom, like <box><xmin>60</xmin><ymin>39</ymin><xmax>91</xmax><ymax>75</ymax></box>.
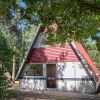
<box><xmin>47</xmin><ymin>64</ymin><xmax>56</xmax><ymax>88</ymax></box>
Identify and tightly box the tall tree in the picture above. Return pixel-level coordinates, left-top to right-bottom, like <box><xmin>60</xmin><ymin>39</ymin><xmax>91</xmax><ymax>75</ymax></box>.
<box><xmin>0</xmin><ymin>0</ymin><xmax>100</xmax><ymax>49</ymax></box>
<box><xmin>0</xmin><ymin>1</ymin><xmax>37</xmax><ymax>98</ymax></box>
<box><xmin>0</xmin><ymin>17</ymin><xmax>37</xmax><ymax>80</ymax></box>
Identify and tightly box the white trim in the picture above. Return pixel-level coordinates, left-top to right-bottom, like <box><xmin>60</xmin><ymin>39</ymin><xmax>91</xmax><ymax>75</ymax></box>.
<box><xmin>28</xmin><ymin>62</ymin><xmax>57</xmax><ymax>64</ymax></box>
<box><xmin>27</xmin><ymin>61</ymin><xmax>80</xmax><ymax>65</ymax></box>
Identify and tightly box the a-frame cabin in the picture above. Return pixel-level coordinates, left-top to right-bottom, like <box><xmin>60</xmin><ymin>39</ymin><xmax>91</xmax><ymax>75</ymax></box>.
<box><xmin>16</xmin><ymin>27</ymin><xmax>100</xmax><ymax>93</ymax></box>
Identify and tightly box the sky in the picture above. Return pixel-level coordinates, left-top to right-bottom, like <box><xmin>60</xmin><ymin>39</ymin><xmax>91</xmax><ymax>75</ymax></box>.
<box><xmin>96</xmin><ymin>33</ymin><xmax>100</xmax><ymax>37</ymax></box>
<box><xmin>18</xmin><ymin>1</ymin><xmax>26</xmax><ymax>8</ymax></box>
<box><xmin>17</xmin><ymin>1</ymin><xmax>27</xmax><ymax>30</ymax></box>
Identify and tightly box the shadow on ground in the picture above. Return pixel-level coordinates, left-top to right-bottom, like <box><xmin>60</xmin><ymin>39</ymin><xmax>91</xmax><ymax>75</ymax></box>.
<box><xmin>6</xmin><ymin>89</ymin><xmax>100</xmax><ymax>100</ymax></box>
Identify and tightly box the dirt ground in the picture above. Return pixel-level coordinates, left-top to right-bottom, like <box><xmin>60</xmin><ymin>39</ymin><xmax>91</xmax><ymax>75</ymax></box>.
<box><xmin>6</xmin><ymin>89</ymin><xmax>100</xmax><ymax>100</ymax></box>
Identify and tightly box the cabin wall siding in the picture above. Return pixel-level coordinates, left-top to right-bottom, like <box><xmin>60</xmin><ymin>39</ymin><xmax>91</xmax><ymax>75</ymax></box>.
<box><xmin>19</xmin><ymin>77</ymin><xmax>46</xmax><ymax>91</ymax></box>
<box><xmin>56</xmin><ymin>62</ymin><xmax>95</xmax><ymax>93</ymax></box>
<box><xmin>19</xmin><ymin>62</ymin><xmax>96</xmax><ymax>93</ymax></box>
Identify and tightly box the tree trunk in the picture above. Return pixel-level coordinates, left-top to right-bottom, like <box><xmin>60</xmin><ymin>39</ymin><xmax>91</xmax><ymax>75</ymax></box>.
<box><xmin>0</xmin><ymin>60</ymin><xmax>12</xmax><ymax>80</ymax></box>
<box><xmin>4</xmin><ymin>72</ymin><xmax>12</xmax><ymax>80</ymax></box>
<box><xmin>0</xmin><ymin>60</ymin><xmax>2</xmax><ymax>68</ymax></box>
<box><xmin>12</xmin><ymin>55</ymin><xmax>16</xmax><ymax>80</ymax></box>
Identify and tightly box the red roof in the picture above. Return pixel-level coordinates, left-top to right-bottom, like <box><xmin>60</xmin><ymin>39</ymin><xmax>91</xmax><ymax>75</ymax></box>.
<box><xmin>27</xmin><ymin>45</ymin><xmax>79</xmax><ymax>63</ymax></box>
<box><xmin>73</xmin><ymin>41</ymin><xmax>100</xmax><ymax>78</ymax></box>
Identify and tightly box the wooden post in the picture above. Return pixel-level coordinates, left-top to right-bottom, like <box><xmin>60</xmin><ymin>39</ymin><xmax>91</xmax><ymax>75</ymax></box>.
<box><xmin>12</xmin><ymin>55</ymin><xmax>16</xmax><ymax>80</ymax></box>
<box><xmin>0</xmin><ymin>60</ymin><xmax>2</xmax><ymax>68</ymax></box>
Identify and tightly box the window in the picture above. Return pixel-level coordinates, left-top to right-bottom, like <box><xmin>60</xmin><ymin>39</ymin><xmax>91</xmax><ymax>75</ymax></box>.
<box><xmin>25</xmin><ymin>64</ymin><xmax>43</xmax><ymax>76</ymax></box>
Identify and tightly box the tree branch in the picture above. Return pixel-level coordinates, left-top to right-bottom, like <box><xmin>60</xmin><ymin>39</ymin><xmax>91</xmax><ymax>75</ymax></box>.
<box><xmin>78</xmin><ymin>0</ymin><xmax>100</xmax><ymax>13</ymax></box>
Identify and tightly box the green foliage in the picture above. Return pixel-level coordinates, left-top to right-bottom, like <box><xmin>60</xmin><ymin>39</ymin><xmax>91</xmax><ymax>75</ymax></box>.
<box><xmin>83</xmin><ymin>40</ymin><xmax>100</xmax><ymax>68</ymax></box>
<box><xmin>0</xmin><ymin>0</ymin><xmax>100</xmax><ymax>66</ymax></box>
<box><xmin>0</xmin><ymin>0</ymin><xmax>17</xmax><ymax>19</ymax></box>
<box><xmin>0</xmin><ymin>0</ymin><xmax>100</xmax><ymax>49</ymax></box>
<box><xmin>0</xmin><ymin>32</ymin><xmax>13</xmax><ymax>99</ymax></box>
<box><xmin>0</xmin><ymin>11</ymin><xmax>36</xmax><ymax>97</ymax></box>
<box><xmin>0</xmin><ymin>32</ymin><xmax>14</xmax><ymax>72</ymax></box>
<box><xmin>0</xmin><ymin>68</ymin><xmax>10</xmax><ymax>99</ymax></box>
<box><xmin>21</xmin><ymin>0</ymin><xmax>100</xmax><ymax>48</ymax></box>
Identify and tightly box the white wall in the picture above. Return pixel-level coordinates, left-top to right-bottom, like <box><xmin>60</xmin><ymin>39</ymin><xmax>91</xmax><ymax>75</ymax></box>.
<box><xmin>19</xmin><ymin>76</ymin><xmax>45</xmax><ymax>91</ymax></box>
<box><xmin>56</xmin><ymin>62</ymin><xmax>96</xmax><ymax>93</ymax></box>
<box><xmin>20</xmin><ymin>64</ymin><xmax>46</xmax><ymax>91</ymax></box>
<box><xmin>20</xmin><ymin>62</ymin><xmax>96</xmax><ymax>93</ymax></box>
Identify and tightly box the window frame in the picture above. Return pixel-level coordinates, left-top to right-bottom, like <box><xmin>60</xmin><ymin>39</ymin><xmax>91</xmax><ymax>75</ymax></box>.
<box><xmin>24</xmin><ymin>64</ymin><xmax>43</xmax><ymax>76</ymax></box>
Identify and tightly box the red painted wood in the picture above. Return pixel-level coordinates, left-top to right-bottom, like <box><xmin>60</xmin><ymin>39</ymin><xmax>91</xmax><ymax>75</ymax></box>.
<box><xmin>27</xmin><ymin>45</ymin><xmax>79</xmax><ymax>63</ymax></box>
<box><xmin>73</xmin><ymin>41</ymin><xmax>99</xmax><ymax>78</ymax></box>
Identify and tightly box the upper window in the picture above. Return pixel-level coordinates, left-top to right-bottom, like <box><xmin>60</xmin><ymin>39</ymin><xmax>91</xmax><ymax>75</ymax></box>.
<box><xmin>25</xmin><ymin>64</ymin><xmax>43</xmax><ymax>76</ymax></box>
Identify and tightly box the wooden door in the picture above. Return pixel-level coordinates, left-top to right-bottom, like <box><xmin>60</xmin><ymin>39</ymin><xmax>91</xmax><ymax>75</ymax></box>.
<box><xmin>47</xmin><ymin>64</ymin><xmax>56</xmax><ymax>88</ymax></box>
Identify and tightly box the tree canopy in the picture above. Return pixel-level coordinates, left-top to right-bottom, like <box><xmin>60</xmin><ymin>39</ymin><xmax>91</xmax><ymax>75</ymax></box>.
<box><xmin>0</xmin><ymin>0</ymin><xmax>100</xmax><ymax>49</ymax></box>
